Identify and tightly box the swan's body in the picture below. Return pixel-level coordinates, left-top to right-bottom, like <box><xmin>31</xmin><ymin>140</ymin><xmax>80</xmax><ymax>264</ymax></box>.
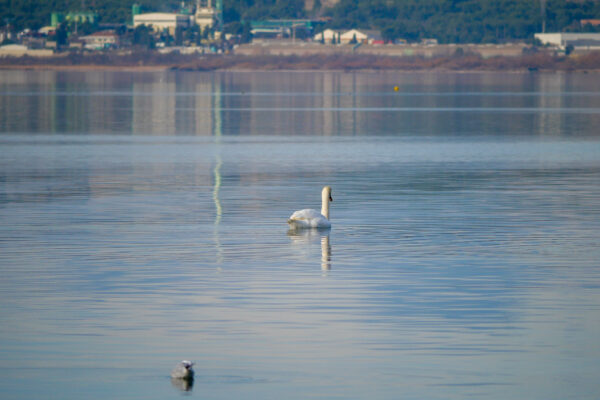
<box><xmin>171</xmin><ymin>360</ymin><xmax>195</xmax><ymax>380</ymax></box>
<box><xmin>288</xmin><ymin>186</ymin><xmax>332</xmax><ymax>229</ymax></box>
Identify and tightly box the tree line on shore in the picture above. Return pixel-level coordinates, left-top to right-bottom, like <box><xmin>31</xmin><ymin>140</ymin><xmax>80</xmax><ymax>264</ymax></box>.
<box><xmin>2</xmin><ymin>0</ymin><xmax>600</xmax><ymax>44</ymax></box>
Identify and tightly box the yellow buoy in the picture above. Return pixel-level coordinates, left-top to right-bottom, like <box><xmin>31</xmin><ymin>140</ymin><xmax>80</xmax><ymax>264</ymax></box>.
<box><xmin>393</xmin><ymin>86</ymin><xmax>399</xmax><ymax>92</ymax></box>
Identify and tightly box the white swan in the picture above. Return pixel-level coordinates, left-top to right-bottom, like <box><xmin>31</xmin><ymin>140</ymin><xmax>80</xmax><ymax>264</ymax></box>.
<box><xmin>171</xmin><ymin>360</ymin><xmax>195</xmax><ymax>380</ymax></box>
<box><xmin>288</xmin><ymin>186</ymin><xmax>332</xmax><ymax>229</ymax></box>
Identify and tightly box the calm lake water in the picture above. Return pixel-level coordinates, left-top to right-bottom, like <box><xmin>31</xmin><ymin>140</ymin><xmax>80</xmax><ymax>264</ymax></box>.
<box><xmin>1</xmin><ymin>70</ymin><xmax>600</xmax><ymax>400</ymax></box>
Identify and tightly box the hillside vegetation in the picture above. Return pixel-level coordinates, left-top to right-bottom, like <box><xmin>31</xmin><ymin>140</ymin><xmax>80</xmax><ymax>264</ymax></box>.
<box><xmin>327</xmin><ymin>0</ymin><xmax>600</xmax><ymax>43</ymax></box>
<box><xmin>1</xmin><ymin>0</ymin><xmax>600</xmax><ymax>43</ymax></box>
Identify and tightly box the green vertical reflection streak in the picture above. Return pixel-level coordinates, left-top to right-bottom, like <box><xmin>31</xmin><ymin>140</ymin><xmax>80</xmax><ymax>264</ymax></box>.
<box><xmin>213</xmin><ymin>155</ymin><xmax>222</xmax><ymax>226</ymax></box>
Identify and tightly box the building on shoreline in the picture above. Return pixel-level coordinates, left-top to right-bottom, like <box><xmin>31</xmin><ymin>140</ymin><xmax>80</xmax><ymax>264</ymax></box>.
<box><xmin>195</xmin><ymin>0</ymin><xmax>219</xmax><ymax>30</ymax></box>
<box><xmin>312</xmin><ymin>28</ymin><xmax>384</xmax><ymax>44</ymax></box>
<box><xmin>0</xmin><ymin>44</ymin><xmax>54</xmax><ymax>57</ymax></box>
<box><xmin>80</xmin><ymin>31</ymin><xmax>120</xmax><ymax>50</ymax></box>
<box><xmin>133</xmin><ymin>13</ymin><xmax>191</xmax><ymax>35</ymax></box>
<box><xmin>313</xmin><ymin>29</ymin><xmax>342</xmax><ymax>43</ymax></box>
<box><xmin>132</xmin><ymin>0</ymin><xmax>222</xmax><ymax>37</ymax></box>
<box><xmin>339</xmin><ymin>29</ymin><xmax>383</xmax><ymax>45</ymax></box>
<box><xmin>250</xmin><ymin>19</ymin><xmax>324</xmax><ymax>40</ymax></box>
<box><xmin>535</xmin><ymin>33</ymin><xmax>600</xmax><ymax>51</ymax></box>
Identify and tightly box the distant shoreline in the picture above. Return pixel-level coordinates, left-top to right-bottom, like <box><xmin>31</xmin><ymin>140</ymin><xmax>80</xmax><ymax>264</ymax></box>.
<box><xmin>1</xmin><ymin>52</ymin><xmax>600</xmax><ymax>72</ymax></box>
<box><xmin>0</xmin><ymin>64</ymin><xmax>170</xmax><ymax>72</ymax></box>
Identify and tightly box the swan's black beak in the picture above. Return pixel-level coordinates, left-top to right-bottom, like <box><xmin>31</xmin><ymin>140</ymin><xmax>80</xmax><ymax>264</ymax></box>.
<box><xmin>329</xmin><ymin>195</ymin><xmax>333</xmax><ymax>202</ymax></box>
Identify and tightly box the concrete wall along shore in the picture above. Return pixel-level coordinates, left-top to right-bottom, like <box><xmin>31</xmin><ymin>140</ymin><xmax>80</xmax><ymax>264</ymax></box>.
<box><xmin>235</xmin><ymin>41</ymin><xmax>530</xmax><ymax>58</ymax></box>
<box><xmin>0</xmin><ymin>44</ymin><xmax>55</xmax><ymax>57</ymax></box>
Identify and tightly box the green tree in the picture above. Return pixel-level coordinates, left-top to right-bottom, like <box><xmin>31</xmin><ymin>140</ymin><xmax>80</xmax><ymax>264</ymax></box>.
<box><xmin>75</xmin><ymin>20</ymin><xmax>96</xmax><ymax>36</ymax></box>
<box><xmin>55</xmin><ymin>22</ymin><xmax>68</xmax><ymax>47</ymax></box>
<box><xmin>132</xmin><ymin>24</ymin><xmax>154</xmax><ymax>49</ymax></box>
<box><xmin>185</xmin><ymin>24</ymin><xmax>201</xmax><ymax>45</ymax></box>
<box><xmin>565</xmin><ymin>43</ymin><xmax>574</xmax><ymax>55</ymax></box>
<box><xmin>174</xmin><ymin>26</ymin><xmax>183</xmax><ymax>46</ymax></box>
<box><xmin>225</xmin><ymin>21</ymin><xmax>253</xmax><ymax>43</ymax></box>
<box><xmin>240</xmin><ymin>22</ymin><xmax>253</xmax><ymax>43</ymax></box>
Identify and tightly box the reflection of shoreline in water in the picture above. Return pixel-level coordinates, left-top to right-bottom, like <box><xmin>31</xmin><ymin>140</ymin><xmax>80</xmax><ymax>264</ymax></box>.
<box><xmin>170</xmin><ymin>377</ymin><xmax>194</xmax><ymax>392</ymax></box>
<box><xmin>213</xmin><ymin>154</ymin><xmax>223</xmax><ymax>265</ymax></box>
<box><xmin>213</xmin><ymin>83</ymin><xmax>223</xmax><ymax>265</ymax></box>
<box><xmin>287</xmin><ymin>229</ymin><xmax>331</xmax><ymax>271</ymax></box>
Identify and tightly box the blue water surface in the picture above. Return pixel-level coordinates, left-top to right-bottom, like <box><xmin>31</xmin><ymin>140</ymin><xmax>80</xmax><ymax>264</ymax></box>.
<box><xmin>1</xmin><ymin>70</ymin><xmax>600</xmax><ymax>400</ymax></box>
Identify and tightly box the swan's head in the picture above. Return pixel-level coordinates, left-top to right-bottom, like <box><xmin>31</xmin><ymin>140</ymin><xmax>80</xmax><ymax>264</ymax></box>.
<box><xmin>322</xmin><ymin>186</ymin><xmax>332</xmax><ymax>202</ymax></box>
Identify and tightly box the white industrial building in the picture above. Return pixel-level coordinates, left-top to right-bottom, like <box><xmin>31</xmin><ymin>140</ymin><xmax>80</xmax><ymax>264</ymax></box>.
<box><xmin>313</xmin><ymin>29</ymin><xmax>384</xmax><ymax>44</ymax></box>
<box><xmin>340</xmin><ymin>29</ymin><xmax>383</xmax><ymax>45</ymax></box>
<box><xmin>133</xmin><ymin>13</ymin><xmax>191</xmax><ymax>34</ymax></box>
<box><xmin>535</xmin><ymin>33</ymin><xmax>600</xmax><ymax>50</ymax></box>
<box><xmin>313</xmin><ymin>29</ymin><xmax>343</xmax><ymax>42</ymax></box>
<box><xmin>133</xmin><ymin>1</ymin><xmax>220</xmax><ymax>35</ymax></box>
<box><xmin>195</xmin><ymin>0</ymin><xmax>217</xmax><ymax>29</ymax></box>
<box><xmin>0</xmin><ymin>44</ymin><xmax>54</xmax><ymax>56</ymax></box>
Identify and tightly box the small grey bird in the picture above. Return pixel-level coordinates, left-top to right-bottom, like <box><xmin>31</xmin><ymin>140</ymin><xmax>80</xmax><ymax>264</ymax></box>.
<box><xmin>171</xmin><ymin>360</ymin><xmax>195</xmax><ymax>380</ymax></box>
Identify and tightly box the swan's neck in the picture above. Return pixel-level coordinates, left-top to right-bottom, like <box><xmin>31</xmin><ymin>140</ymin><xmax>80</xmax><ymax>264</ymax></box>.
<box><xmin>321</xmin><ymin>191</ymin><xmax>330</xmax><ymax>220</ymax></box>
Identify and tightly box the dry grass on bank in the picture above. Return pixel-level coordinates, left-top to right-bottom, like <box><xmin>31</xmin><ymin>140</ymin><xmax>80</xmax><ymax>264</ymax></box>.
<box><xmin>2</xmin><ymin>51</ymin><xmax>600</xmax><ymax>72</ymax></box>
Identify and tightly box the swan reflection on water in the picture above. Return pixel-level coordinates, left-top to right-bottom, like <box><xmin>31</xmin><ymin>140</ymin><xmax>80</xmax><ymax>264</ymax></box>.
<box><xmin>320</xmin><ymin>234</ymin><xmax>331</xmax><ymax>271</ymax></box>
<box><xmin>287</xmin><ymin>228</ymin><xmax>332</xmax><ymax>271</ymax></box>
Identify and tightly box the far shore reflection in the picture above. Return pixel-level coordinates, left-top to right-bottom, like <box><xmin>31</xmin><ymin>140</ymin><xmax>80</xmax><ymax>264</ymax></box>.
<box><xmin>0</xmin><ymin>70</ymin><xmax>590</xmax><ymax>138</ymax></box>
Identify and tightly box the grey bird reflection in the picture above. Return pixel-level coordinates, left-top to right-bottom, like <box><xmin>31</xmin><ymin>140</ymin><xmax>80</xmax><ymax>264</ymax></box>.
<box><xmin>170</xmin><ymin>377</ymin><xmax>194</xmax><ymax>392</ymax></box>
<box><xmin>287</xmin><ymin>229</ymin><xmax>332</xmax><ymax>271</ymax></box>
